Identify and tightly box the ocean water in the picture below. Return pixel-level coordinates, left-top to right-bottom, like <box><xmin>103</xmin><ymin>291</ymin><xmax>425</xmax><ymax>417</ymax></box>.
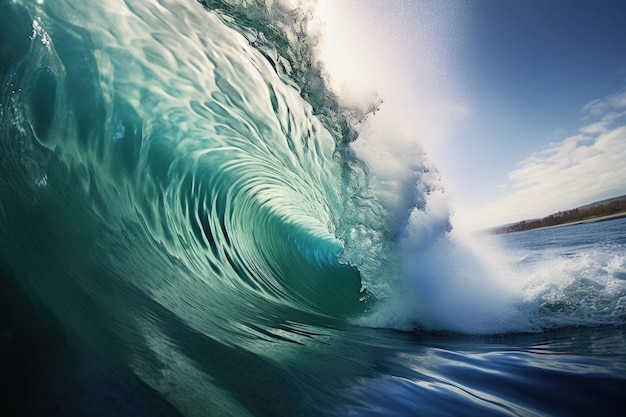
<box><xmin>1</xmin><ymin>1</ymin><xmax>625</xmax><ymax>416</ymax></box>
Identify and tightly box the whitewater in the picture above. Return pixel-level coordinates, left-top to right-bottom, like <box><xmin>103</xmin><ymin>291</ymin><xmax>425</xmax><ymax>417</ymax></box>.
<box><xmin>1</xmin><ymin>0</ymin><xmax>626</xmax><ymax>416</ymax></box>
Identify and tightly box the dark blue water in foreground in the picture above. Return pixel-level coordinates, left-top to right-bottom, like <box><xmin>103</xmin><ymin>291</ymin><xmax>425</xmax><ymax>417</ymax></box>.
<box><xmin>2</xmin><ymin>0</ymin><xmax>626</xmax><ymax>415</ymax></box>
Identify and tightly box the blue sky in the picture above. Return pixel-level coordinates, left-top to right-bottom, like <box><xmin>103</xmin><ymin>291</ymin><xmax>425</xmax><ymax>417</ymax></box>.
<box><xmin>316</xmin><ymin>0</ymin><xmax>626</xmax><ymax>230</ymax></box>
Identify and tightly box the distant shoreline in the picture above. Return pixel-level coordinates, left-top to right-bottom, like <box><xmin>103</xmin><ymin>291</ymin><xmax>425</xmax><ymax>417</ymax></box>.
<box><xmin>490</xmin><ymin>195</ymin><xmax>626</xmax><ymax>234</ymax></box>
<box><xmin>514</xmin><ymin>211</ymin><xmax>626</xmax><ymax>233</ymax></box>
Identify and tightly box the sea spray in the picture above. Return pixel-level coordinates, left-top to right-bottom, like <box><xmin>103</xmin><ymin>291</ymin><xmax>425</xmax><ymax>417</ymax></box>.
<box><xmin>344</xmin><ymin>127</ymin><xmax>534</xmax><ymax>333</ymax></box>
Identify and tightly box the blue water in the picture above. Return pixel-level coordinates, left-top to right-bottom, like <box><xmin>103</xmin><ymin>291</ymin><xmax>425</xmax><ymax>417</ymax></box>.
<box><xmin>1</xmin><ymin>0</ymin><xmax>625</xmax><ymax>415</ymax></box>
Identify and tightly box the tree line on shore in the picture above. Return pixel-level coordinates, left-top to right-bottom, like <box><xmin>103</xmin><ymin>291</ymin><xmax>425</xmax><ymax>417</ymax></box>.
<box><xmin>491</xmin><ymin>196</ymin><xmax>626</xmax><ymax>234</ymax></box>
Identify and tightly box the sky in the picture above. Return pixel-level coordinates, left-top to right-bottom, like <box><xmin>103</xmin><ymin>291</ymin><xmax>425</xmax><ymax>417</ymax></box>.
<box><xmin>314</xmin><ymin>0</ymin><xmax>626</xmax><ymax>231</ymax></box>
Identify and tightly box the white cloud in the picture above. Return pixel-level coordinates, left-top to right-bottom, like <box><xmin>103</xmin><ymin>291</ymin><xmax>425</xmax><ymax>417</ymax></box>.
<box><xmin>455</xmin><ymin>90</ymin><xmax>626</xmax><ymax>231</ymax></box>
<box><xmin>582</xmin><ymin>89</ymin><xmax>626</xmax><ymax>117</ymax></box>
<box><xmin>579</xmin><ymin>121</ymin><xmax>608</xmax><ymax>135</ymax></box>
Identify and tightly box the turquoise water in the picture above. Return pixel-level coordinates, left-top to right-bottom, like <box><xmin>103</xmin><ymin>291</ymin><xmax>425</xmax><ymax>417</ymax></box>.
<box><xmin>1</xmin><ymin>1</ymin><xmax>625</xmax><ymax>415</ymax></box>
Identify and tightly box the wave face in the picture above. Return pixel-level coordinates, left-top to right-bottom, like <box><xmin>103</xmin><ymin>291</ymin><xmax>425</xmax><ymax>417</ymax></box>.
<box><xmin>1</xmin><ymin>0</ymin><xmax>365</xmax><ymax>328</ymax></box>
<box><xmin>2</xmin><ymin>0</ymin><xmax>626</xmax><ymax>415</ymax></box>
<box><xmin>1</xmin><ymin>0</ymin><xmax>420</xmax><ymax>411</ymax></box>
<box><xmin>0</xmin><ymin>1</ymin><xmax>368</xmax><ymax>413</ymax></box>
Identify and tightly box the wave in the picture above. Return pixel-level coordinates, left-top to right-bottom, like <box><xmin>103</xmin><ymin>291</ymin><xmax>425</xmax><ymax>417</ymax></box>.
<box><xmin>3</xmin><ymin>1</ymin><xmax>626</xmax><ymax>415</ymax></box>
<box><xmin>1</xmin><ymin>0</ymin><xmax>371</xmax><ymax>344</ymax></box>
<box><xmin>2</xmin><ymin>0</ymin><xmax>625</xmax><ymax>359</ymax></box>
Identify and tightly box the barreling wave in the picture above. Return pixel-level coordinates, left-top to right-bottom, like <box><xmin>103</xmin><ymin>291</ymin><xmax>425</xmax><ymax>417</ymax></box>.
<box><xmin>4</xmin><ymin>1</ymin><xmax>626</xmax><ymax>415</ymax></box>
<box><xmin>2</xmin><ymin>0</ymin><xmax>625</xmax><ymax>366</ymax></box>
<box><xmin>0</xmin><ymin>0</ymin><xmax>379</xmax><ymax>350</ymax></box>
